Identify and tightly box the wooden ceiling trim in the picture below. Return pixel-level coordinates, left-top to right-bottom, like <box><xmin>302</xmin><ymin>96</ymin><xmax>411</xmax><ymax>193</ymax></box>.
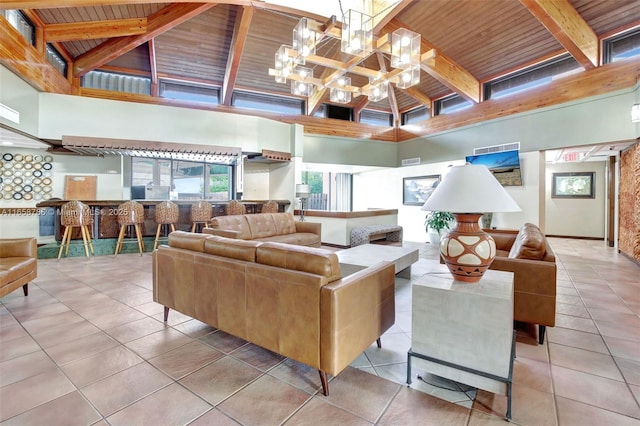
<box><xmin>383</xmin><ymin>18</ymin><xmax>480</xmax><ymax>103</ymax></box>
<box><xmin>222</xmin><ymin>6</ymin><xmax>254</xmax><ymax>106</ymax></box>
<box><xmin>519</xmin><ymin>0</ymin><xmax>598</xmax><ymax>69</ymax></box>
<box><xmin>73</xmin><ymin>3</ymin><xmax>216</xmax><ymax>77</ymax></box>
<box><xmin>44</xmin><ymin>18</ymin><xmax>147</xmax><ymax>41</ymax></box>
<box><xmin>0</xmin><ymin>15</ymin><xmax>71</xmax><ymax>94</ymax></box>
<box><xmin>352</xmin><ymin>95</ymin><xmax>370</xmax><ymax>122</ymax></box>
<box><xmin>399</xmin><ymin>57</ymin><xmax>640</xmax><ymax>141</ymax></box>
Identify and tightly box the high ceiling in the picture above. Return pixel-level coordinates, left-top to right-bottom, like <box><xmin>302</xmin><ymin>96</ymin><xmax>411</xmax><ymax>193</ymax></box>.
<box><xmin>1</xmin><ymin>0</ymin><xmax>640</xmax><ymax>144</ymax></box>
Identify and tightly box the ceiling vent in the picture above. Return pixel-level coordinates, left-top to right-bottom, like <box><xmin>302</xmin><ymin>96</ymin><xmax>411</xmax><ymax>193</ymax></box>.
<box><xmin>401</xmin><ymin>157</ymin><xmax>421</xmax><ymax>166</ymax></box>
<box><xmin>473</xmin><ymin>142</ymin><xmax>520</xmax><ymax>155</ymax></box>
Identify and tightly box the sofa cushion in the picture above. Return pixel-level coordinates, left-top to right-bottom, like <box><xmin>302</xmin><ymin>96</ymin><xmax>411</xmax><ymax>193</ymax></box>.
<box><xmin>210</xmin><ymin>215</ymin><xmax>252</xmax><ymax>239</ymax></box>
<box><xmin>245</xmin><ymin>214</ymin><xmax>277</xmax><ymax>239</ymax></box>
<box><xmin>0</xmin><ymin>257</ymin><xmax>36</xmax><ymax>286</ymax></box>
<box><xmin>204</xmin><ymin>236</ymin><xmax>262</xmax><ymax>262</ymax></box>
<box><xmin>256</xmin><ymin>242</ymin><xmax>342</xmax><ymax>283</ymax></box>
<box><xmin>271</xmin><ymin>213</ymin><xmax>297</xmax><ymax>236</ymax></box>
<box><xmin>508</xmin><ymin>223</ymin><xmax>546</xmax><ymax>260</ymax></box>
<box><xmin>168</xmin><ymin>231</ymin><xmax>210</xmax><ymax>252</ymax></box>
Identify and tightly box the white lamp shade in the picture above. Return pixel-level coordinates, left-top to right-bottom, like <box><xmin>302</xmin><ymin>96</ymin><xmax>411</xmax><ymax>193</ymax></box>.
<box><xmin>422</xmin><ymin>164</ymin><xmax>521</xmax><ymax>213</ymax></box>
<box><xmin>295</xmin><ymin>184</ymin><xmax>310</xmax><ymax>198</ymax></box>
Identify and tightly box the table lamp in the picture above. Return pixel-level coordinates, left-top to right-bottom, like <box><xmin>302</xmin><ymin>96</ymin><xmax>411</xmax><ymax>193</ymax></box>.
<box><xmin>295</xmin><ymin>183</ymin><xmax>310</xmax><ymax>221</ymax></box>
<box><xmin>421</xmin><ymin>164</ymin><xmax>521</xmax><ymax>283</ymax></box>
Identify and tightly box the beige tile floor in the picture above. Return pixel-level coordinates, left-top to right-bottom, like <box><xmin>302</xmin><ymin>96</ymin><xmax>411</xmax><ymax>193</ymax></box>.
<box><xmin>1</xmin><ymin>237</ymin><xmax>639</xmax><ymax>425</ymax></box>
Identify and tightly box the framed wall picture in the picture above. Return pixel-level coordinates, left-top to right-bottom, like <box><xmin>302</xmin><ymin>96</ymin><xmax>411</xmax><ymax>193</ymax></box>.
<box><xmin>403</xmin><ymin>175</ymin><xmax>441</xmax><ymax>206</ymax></box>
<box><xmin>552</xmin><ymin>172</ymin><xmax>595</xmax><ymax>198</ymax></box>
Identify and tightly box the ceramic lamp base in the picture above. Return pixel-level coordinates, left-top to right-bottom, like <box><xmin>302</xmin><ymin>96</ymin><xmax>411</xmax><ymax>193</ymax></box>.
<box><xmin>440</xmin><ymin>213</ymin><xmax>497</xmax><ymax>283</ymax></box>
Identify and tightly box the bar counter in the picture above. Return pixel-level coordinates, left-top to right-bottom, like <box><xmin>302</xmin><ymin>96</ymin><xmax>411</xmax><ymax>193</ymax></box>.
<box><xmin>37</xmin><ymin>199</ymin><xmax>290</xmax><ymax>241</ymax></box>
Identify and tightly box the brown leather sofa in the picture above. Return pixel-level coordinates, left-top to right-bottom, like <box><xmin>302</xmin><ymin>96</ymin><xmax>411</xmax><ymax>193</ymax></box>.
<box><xmin>204</xmin><ymin>212</ymin><xmax>321</xmax><ymax>247</ymax></box>
<box><xmin>485</xmin><ymin>223</ymin><xmax>556</xmax><ymax>344</ymax></box>
<box><xmin>0</xmin><ymin>238</ymin><xmax>38</xmax><ymax>298</ymax></box>
<box><xmin>153</xmin><ymin>231</ymin><xmax>395</xmax><ymax>395</ymax></box>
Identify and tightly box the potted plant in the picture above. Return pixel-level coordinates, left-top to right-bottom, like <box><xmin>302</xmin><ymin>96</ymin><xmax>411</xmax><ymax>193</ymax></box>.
<box><xmin>425</xmin><ymin>211</ymin><xmax>455</xmax><ymax>244</ymax></box>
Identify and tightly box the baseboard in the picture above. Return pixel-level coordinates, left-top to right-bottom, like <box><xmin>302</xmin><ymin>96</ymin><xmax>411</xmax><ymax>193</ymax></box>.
<box><xmin>545</xmin><ymin>235</ymin><xmax>604</xmax><ymax>241</ymax></box>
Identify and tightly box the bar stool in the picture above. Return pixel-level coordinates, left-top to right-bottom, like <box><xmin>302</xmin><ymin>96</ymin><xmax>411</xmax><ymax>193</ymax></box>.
<box><xmin>227</xmin><ymin>199</ymin><xmax>246</xmax><ymax>215</ymax></box>
<box><xmin>115</xmin><ymin>200</ymin><xmax>145</xmax><ymax>256</ymax></box>
<box><xmin>153</xmin><ymin>200</ymin><xmax>178</xmax><ymax>250</ymax></box>
<box><xmin>261</xmin><ymin>200</ymin><xmax>279</xmax><ymax>213</ymax></box>
<box><xmin>190</xmin><ymin>200</ymin><xmax>211</xmax><ymax>232</ymax></box>
<box><xmin>57</xmin><ymin>200</ymin><xmax>94</xmax><ymax>259</ymax></box>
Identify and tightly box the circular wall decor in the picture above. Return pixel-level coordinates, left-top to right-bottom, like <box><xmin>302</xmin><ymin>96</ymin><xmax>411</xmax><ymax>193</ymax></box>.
<box><xmin>3</xmin><ymin>170</ymin><xmax>12</xmax><ymax>177</ymax></box>
<box><xmin>43</xmin><ymin>162</ymin><xmax>52</xmax><ymax>170</ymax></box>
<box><xmin>42</xmin><ymin>177</ymin><xmax>52</xmax><ymax>185</ymax></box>
<box><xmin>3</xmin><ymin>162</ymin><xmax>12</xmax><ymax>169</ymax></box>
<box><xmin>14</xmin><ymin>162</ymin><xmax>23</xmax><ymax>169</ymax></box>
<box><xmin>44</xmin><ymin>155</ymin><xmax>53</xmax><ymax>162</ymax></box>
<box><xmin>24</xmin><ymin>193</ymin><xmax>33</xmax><ymax>200</ymax></box>
<box><xmin>33</xmin><ymin>162</ymin><xmax>43</xmax><ymax>170</ymax></box>
<box><xmin>14</xmin><ymin>154</ymin><xmax>23</xmax><ymax>161</ymax></box>
<box><xmin>14</xmin><ymin>170</ymin><xmax>22</xmax><ymax>177</ymax></box>
<box><xmin>33</xmin><ymin>170</ymin><xmax>43</xmax><ymax>178</ymax></box>
<box><xmin>44</xmin><ymin>171</ymin><xmax>52</xmax><ymax>177</ymax></box>
<box><xmin>24</xmin><ymin>154</ymin><xmax>33</xmax><ymax>162</ymax></box>
<box><xmin>34</xmin><ymin>193</ymin><xmax>42</xmax><ymax>201</ymax></box>
<box><xmin>3</xmin><ymin>193</ymin><xmax>12</xmax><ymax>200</ymax></box>
<box><xmin>43</xmin><ymin>193</ymin><xmax>51</xmax><ymax>200</ymax></box>
<box><xmin>13</xmin><ymin>184</ymin><xmax>23</xmax><ymax>192</ymax></box>
<box><xmin>34</xmin><ymin>155</ymin><xmax>43</xmax><ymax>162</ymax></box>
<box><xmin>0</xmin><ymin>177</ymin><xmax>2</xmax><ymax>184</ymax></box>
<box><xmin>23</xmin><ymin>163</ymin><xmax>32</xmax><ymax>170</ymax></box>
<box><xmin>3</xmin><ymin>153</ymin><xmax>13</xmax><ymax>161</ymax></box>
<box><xmin>23</xmin><ymin>184</ymin><xmax>33</xmax><ymax>192</ymax></box>
<box><xmin>12</xmin><ymin>192</ymin><xmax>22</xmax><ymax>200</ymax></box>
<box><xmin>43</xmin><ymin>186</ymin><xmax>52</xmax><ymax>193</ymax></box>
<box><xmin>13</xmin><ymin>177</ymin><xmax>23</xmax><ymax>185</ymax></box>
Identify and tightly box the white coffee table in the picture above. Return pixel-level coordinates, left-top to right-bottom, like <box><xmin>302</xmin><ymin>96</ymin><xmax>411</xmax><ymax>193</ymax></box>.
<box><xmin>336</xmin><ymin>244</ymin><xmax>419</xmax><ymax>278</ymax></box>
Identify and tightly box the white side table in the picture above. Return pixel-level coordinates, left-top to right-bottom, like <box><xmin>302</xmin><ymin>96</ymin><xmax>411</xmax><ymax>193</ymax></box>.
<box><xmin>407</xmin><ymin>266</ymin><xmax>515</xmax><ymax>420</ymax></box>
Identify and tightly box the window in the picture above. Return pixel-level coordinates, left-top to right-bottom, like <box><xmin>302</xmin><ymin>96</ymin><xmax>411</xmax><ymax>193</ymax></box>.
<box><xmin>159</xmin><ymin>81</ymin><xmax>219</xmax><ymax>104</ymax></box>
<box><xmin>359</xmin><ymin>109</ymin><xmax>392</xmax><ymax>126</ymax></box>
<box><xmin>484</xmin><ymin>55</ymin><xmax>582</xmax><ymax>100</ymax></box>
<box><xmin>2</xmin><ymin>10</ymin><xmax>34</xmax><ymax>45</ymax></box>
<box><xmin>131</xmin><ymin>158</ymin><xmax>233</xmax><ymax>201</ymax></box>
<box><xmin>402</xmin><ymin>106</ymin><xmax>430</xmax><ymax>125</ymax></box>
<box><xmin>46</xmin><ymin>44</ymin><xmax>67</xmax><ymax>77</ymax></box>
<box><xmin>301</xmin><ymin>171</ymin><xmax>352</xmax><ymax>211</ymax></box>
<box><xmin>604</xmin><ymin>29</ymin><xmax>640</xmax><ymax>63</ymax></box>
<box><xmin>82</xmin><ymin>70</ymin><xmax>151</xmax><ymax>95</ymax></box>
<box><xmin>434</xmin><ymin>94</ymin><xmax>472</xmax><ymax>115</ymax></box>
<box><xmin>232</xmin><ymin>91</ymin><xmax>304</xmax><ymax>115</ymax></box>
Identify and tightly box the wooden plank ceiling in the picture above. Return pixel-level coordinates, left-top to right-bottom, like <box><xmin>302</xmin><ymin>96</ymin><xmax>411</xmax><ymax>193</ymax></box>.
<box><xmin>1</xmin><ymin>0</ymin><xmax>640</xmax><ymax>142</ymax></box>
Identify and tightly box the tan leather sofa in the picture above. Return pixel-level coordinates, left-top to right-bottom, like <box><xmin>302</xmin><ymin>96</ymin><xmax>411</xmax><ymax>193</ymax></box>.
<box><xmin>485</xmin><ymin>223</ymin><xmax>556</xmax><ymax>344</ymax></box>
<box><xmin>0</xmin><ymin>238</ymin><xmax>38</xmax><ymax>298</ymax></box>
<box><xmin>153</xmin><ymin>231</ymin><xmax>395</xmax><ymax>395</ymax></box>
<box><xmin>204</xmin><ymin>212</ymin><xmax>321</xmax><ymax>247</ymax></box>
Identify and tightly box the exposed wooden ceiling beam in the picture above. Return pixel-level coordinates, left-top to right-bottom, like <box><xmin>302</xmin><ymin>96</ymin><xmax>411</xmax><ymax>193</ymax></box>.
<box><xmin>376</xmin><ymin>52</ymin><xmax>399</xmax><ymax>126</ymax></box>
<box><xmin>44</xmin><ymin>18</ymin><xmax>147</xmax><ymax>42</ymax></box>
<box><xmin>222</xmin><ymin>6</ymin><xmax>254</xmax><ymax>106</ymax></box>
<box><xmin>383</xmin><ymin>19</ymin><xmax>480</xmax><ymax>103</ymax></box>
<box><xmin>402</xmin><ymin>86</ymin><xmax>431</xmax><ymax>108</ymax></box>
<box><xmin>519</xmin><ymin>0</ymin><xmax>598</xmax><ymax>69</ymax></box>
<box><xmin>373</xmin><ymin>0</ymin><xmax>417</xmax><ymax>34</ymax></box>
<box><xmin>148</xmin><ymin>38</ymin><xmax>158</xmax><ymax>96</ymax></box>
<box><xmin>73</xmin><ymin>3</ymin><xmax>215</xmax><ymax>77</ymax></box>
<box><xmin>0</xmin><ymin>0</ymin><xmax>250</xmax><ymax>8</ymax></box>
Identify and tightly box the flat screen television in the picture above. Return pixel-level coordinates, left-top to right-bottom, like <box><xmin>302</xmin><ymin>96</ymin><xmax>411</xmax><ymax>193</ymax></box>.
<box><xmin>465</xmin><ymin>150</ymin><xmax>522</xmax><ymax>186</ymax></box>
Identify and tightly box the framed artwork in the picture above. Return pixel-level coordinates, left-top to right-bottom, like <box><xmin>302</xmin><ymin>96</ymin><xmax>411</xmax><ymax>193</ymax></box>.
<box><xmin>551</xmin><ymin>172</ymin><xmax>595</xmax><ymax>198</ymax></box>
<box><xmin>403</xmin><ymin>175</ymin><xmax>441</xmax><ymax>206</ymax></box>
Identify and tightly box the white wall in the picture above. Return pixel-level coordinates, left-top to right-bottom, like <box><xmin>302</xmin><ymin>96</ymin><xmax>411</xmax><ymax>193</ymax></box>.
<box><xmin>353</xmin><ymin>151</ymin><xmax>543</xmax><ymax>243</ymax></box>
<box><xmin>37</xmin><ymin>93</ymin><xmax>292</xmax><ymax>154</ymax></box>
<box><xmin>545</xmin><ymin>161</ymin><xmax>606</xmax><ymax>238</ymax></box>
